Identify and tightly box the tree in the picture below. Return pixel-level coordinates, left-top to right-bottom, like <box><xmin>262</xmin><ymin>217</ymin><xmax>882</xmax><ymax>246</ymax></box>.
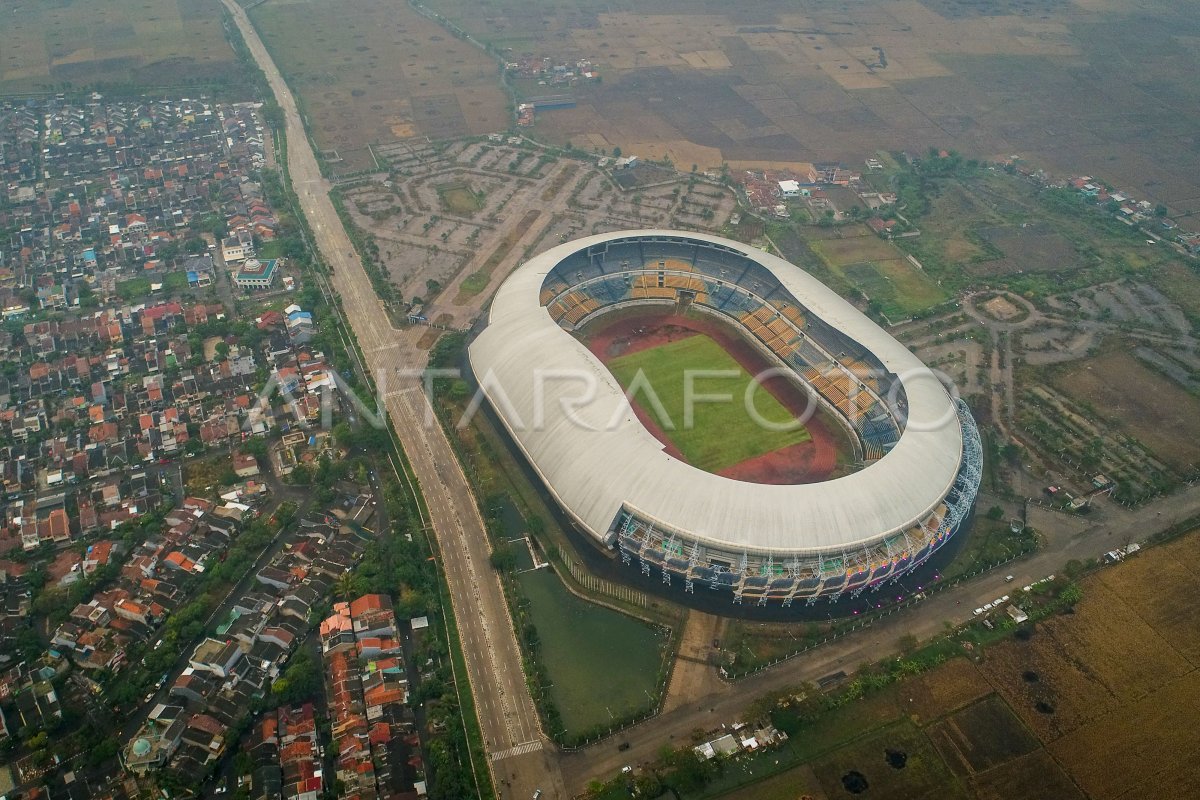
<box><xmin>1059</xmin><ymin>583</ymin><xmax>1083</xmax><ymax>606</ymax></box>
<box><xmin>985</xmin><ymin>505</ymin><xmax>1005</xmax><ymax>521</ymax></box>
<box><xmin>1154</xmin><ymin>204</ymin><xmax>1168</xmax><ymax>217</ymax></box>
<box><xmin>489</xmin><ymin>544</ymin><xmax>516</xmax><ymax>572</ymax></box>
<box><xmin>272</xmin><ymin>651</ymin><xmax>321</xmax><ymax>705</ymax></box>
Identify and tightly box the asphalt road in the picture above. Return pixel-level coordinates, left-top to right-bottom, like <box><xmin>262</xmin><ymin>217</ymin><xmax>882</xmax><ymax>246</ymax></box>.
<box><xmin>560</xmin><ymin>487</ymin><xmax>1200</xmax><ymax>791</ymax></box>
<box><xmin>220</xmin><ymin>7</ymin><xmax>1200</xmax><ymax>799</ymax></box>
<box><xmin>220</xmin><ymin>4</ymin><xmax>562</xmax><ymax>798</ymax></box>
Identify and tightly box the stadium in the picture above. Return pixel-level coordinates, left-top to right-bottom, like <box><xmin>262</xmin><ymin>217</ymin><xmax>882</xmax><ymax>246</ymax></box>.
<box><xmin>469</xmin><ymin>230</ymin><xmax>982</xmax><ymax>606</ymax></box>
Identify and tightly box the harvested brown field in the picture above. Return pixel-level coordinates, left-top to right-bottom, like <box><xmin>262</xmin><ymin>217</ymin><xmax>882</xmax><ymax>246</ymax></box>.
<box><xmin>0</xmin><ymin>0</ymin><xmax>241</xmax><ymax>93</ymax></box>
<box><xmin>715</xmin><ymin>533</ymin><xmax>1200</xmax><ymax>800</ymax></box>
<box><xmin>1047</xmin><ymin>671</ymin><xmax>1200</xmax><ymax>799</ymax></box>
<box><xmin>251</xmin><ymin>0</ymin><xmax>507</xmax><ymax>173</ymax></box>
<box><xmin>812</xmin><ymin>232</ymin><xmax>905</xmax><ymax>266</ymax></box>
<box><xmin>970</xmin><ymin>223</ymin><xmax>1080</xmax><ymax>276</ymax></box>
<box><xmin>810</xmin><ymin>722</ymin><xmax>967</xmax><ymax>800</ymax></box>
<box><xmin>1095</xmin><ymin>532</ymin><xmax>1200</xmax><ymax>666</ymax></box>
<box><xmin>901</xmin><ymin>658</ymin><xmax>994</xmax><ymax>727</ymax></box>
<box><xmin>1051</xmin><ymin>351</ymin><xmax>1200</xmax><ymax>472</ymax></box>
<box><xmin>425</xmin><ymin>1</ymin><xmax>1200</xmax><ymax>208</ymax></box>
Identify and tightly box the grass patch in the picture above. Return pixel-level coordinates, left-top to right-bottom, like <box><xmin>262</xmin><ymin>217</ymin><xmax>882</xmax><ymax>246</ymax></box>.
<box><xmin>256</xmin><ymin>239</ymin><xmax>286</xmax><ymax>260</ymax></box>
<box><xmin>457</xmin><ymin>270</ymin><xmax>490</xmax><ymax>297</ymax></box>
<box><xmin>607</xmin><ymin>334</ymin><xmax>809</xmax><ymax>472</ymax></box>
<box><xmin>941</xmin><ymin>515</ymin><xmax>1036</xmax><ymax>582</ymax></box>
<box><xmin>437</xmin><ymin>182</ymin><xmax>483</xmax><ymax>215</ymax></box>
<box><xmin>451</xmin><ymin>209</ymin><xmax>541</xmax><ymax>303</ymax></box>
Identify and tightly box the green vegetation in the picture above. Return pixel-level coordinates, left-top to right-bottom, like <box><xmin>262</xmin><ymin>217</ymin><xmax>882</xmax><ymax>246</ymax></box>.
<box><xmin>888</xmin><ymin>161</ymin><xmax>1193</xmax><ymax>303</ymax></box>
<box><xmin>436</xmin><ymin>183</ymin><xmax>483</xmax><ymax>215</ymax></box>
<box><xmin>593</xmin><ymin>575</ymin><xmax>1093</xmax><ymax>800</ymax></box>
<box><xmin>607</xmin><ymin>334</ymin><xmax>809</xmax><ymax>472</ymax></box>
<box><xmin>840</xmin><ymin>259</ymin><xmax>947</xmax><ymax>319</ymax></box>
<box><xmin>457</xmin><ymin>270</ymin><xmax>490</xmax><ymax>297</ymax></box>
<box><xmin>940</xmin><ymin>516</ymin><xmax>1037</xmax><ymax>582</ymax></box>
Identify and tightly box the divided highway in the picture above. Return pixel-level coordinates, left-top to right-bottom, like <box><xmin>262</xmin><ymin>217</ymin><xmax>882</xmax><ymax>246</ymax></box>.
<box><xmin>221</xmin><ymin>3</ymin><xmax>563</xmax><ymax>798</ymax></box>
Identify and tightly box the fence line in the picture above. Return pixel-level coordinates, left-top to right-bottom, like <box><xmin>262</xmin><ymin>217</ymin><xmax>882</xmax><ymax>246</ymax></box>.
<box><xmin>557</xmin><ymin>547</ymin><xmax>649</xmax><ymax>608</ymax></box>
<box><xmin>724</xmin><ymin>547</ymin><xmax>1036</xmax><ymax>681</ymax></box>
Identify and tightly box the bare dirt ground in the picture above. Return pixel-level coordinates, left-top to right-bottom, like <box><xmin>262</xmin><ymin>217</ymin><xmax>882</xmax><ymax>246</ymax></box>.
<box><xmin>250</xmin><ymin>0</ymin><xmax>508</xmax><ymax>172</ymax></box>
<box><xmin>662</xmin><ymin>612</ymin><xmax>729</xmax><ymax>713</ymax></box>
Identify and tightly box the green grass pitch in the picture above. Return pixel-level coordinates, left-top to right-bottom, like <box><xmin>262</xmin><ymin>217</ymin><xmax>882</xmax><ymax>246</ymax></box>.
<box><xmin>606</xmin><ymin>333</ymin><xmax>809</xmax><ymax>472</ymax></box>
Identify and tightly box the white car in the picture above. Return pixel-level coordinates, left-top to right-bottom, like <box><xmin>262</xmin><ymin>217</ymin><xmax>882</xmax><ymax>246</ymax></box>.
<box><xmin>621</xmin><ymin>766</ymin><xmax>633</xmax><ymax>774</ymax></box>
<box><xmin>1001</xmin><ymin>595</ymin><xmax>1010</xmax><ymax>603</ymax></box>
<box><xmin>973</xmin><ymin>607</ymin><xmax>984</xmax><ymax>616</ymax></box>
<box><xmin>983</xmin><ymin>603</ymin><xmax>994</xmax><ymax>611</ymax></box>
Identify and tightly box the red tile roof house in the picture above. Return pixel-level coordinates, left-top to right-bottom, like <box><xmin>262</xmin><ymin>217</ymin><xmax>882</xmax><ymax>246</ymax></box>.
<box><xmin>232</xmin><ymin>451</ymin><xmax>260</xmax><ymax>478</ymax></box>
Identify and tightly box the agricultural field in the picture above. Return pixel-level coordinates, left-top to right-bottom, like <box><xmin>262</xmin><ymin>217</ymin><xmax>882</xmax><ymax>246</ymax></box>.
<box><xmin>606</xmin><ymin>334</ymin><xmax>809</xmax><ymax>473</ymax></box>
<box><xmin>423</xmin><ymin>0</ymin><xmax>1200</xmax><ymax>211</ymax></box>
<box><xmin>0</xmin><ymin>0</ymin><xmax>242</xmax><ymax>93</ymax></box>
<box><xmin>249</xmin><ymin>0</ymin><xmax>508</xmax><ymax>172</ymax></box>
<box><xmin>708</xmin><ymin>530</ymin><xmax>1200</xmax><ymax>800</ymax></box>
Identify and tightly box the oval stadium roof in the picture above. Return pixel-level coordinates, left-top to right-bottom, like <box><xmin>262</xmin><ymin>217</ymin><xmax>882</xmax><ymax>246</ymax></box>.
<box><xmin>469</xmin><ymin>230</ymin><xmax>964</xmax><ymax>556</ymax></box>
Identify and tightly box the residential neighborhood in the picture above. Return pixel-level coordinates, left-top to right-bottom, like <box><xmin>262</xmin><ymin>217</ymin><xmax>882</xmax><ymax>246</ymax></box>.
<box><xmin>0</xmin><ymin>94</ymin><xmax>444</xmax><ymax>800</ymax></box>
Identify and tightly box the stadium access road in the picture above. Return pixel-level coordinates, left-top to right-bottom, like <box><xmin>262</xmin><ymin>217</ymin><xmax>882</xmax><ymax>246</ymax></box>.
<box><xmin>221</xmin><ymin>3</ymin><xmax>564</xmax><ymax>798</ymax></box>
<box><xmin>560</xmin><ymin>486</ymin><xmax>1200</xmax><ymax>791</ymax></box>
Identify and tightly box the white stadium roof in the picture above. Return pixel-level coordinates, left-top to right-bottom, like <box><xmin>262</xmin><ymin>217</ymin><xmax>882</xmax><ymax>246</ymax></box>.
<box><xmin>469</xmin><ymin>230</ymin><xmax>964</xmax><ymax>556</ymax></box>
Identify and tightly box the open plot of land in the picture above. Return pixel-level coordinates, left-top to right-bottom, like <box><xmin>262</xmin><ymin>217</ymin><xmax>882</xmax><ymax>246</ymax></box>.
<box><xmin>895</xmin><ymin>171</ymin><xmax>1191</xmax><ymax>298</ymax></box>
<box><xmin>972</xmin><ymin>223</ymin><xmax>1078</xmax><ymax>275</ymax></box>
<box><xmin>902</xmin><ymin>658</ymin><xmax>994</xmax><ymax>726</ymax></box>
<box><xmin>1047</xmin><ymin>670</ymin><xmax>1200</xmax><ymax>800</ymax></box>
<box><xmin>810</xmin><ymin>722</ymin><xmax>968</xmax><ymax>800</ymax></box>
<box><xmin>250</xmin><ymin>0</ymin><xmax>508</xmax><ymax>172</ymax></box>
<box><xmin>927</xmin><ymin>695</ymin><xmax>1039</xmax><ymax>776</ymax></box>
<box><xmin>969</xmin><ymin>750</ymin><xmax>1084</xmax><ymax>800</ymax></box>
<box><xmin>425</xmin><ymin>0</ymin><xmax>1200</xmax><ymax>208</ymax></box>
<box><xmin>606</xmin><ymin>333</ymin><xmax>809</xmax><ymax>473</ymax></box>
<box><xmin>0</xmin><ymin>0</ymin><xmax>241</xmax><ymax>92</ymax></box>
<box><xmin>842</xmin><ymin>259</ymin><xmax>947</xmax><ymax>319</ymax></box>
<box><xmin>713</xmin><ymin>531</ymin><xmax>1200</xmax><ymax>800</ymax></box>
<box><xmin>1049</xmin><ymin>350</ymin><xmax>1200</xmax><ymax>473</ymax></box>
<box><xmin>1094</xmin><ymin>532</ymin><xmax>1200</xmax><ymax>667</ymax></box>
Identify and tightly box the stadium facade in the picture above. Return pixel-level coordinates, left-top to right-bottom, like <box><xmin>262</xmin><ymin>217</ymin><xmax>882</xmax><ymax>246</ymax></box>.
<box><xmin>469</xmin><ymin>231</ymin><xmax>981</xmax><ymax>606</ymax></box>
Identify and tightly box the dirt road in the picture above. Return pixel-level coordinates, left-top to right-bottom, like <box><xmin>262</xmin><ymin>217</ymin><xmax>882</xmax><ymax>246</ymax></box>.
<box><xmin>221</xmin><ymin>3</ymin><xmax>562</xmax><ymax>798</ymax></box>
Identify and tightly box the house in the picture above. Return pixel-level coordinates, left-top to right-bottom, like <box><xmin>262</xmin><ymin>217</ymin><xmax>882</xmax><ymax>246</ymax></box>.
<box><xmin>189</xmin><ymin>637</ymin><xmax>243</xmax><ymax>678</ymax></box>
<box><xmin>221</xmin><ymin>236</ymin><xmax>247</xmax><ymax>263</ymax></box>
<box><xmin>233</xmin><ymin>451</ymin><xmax>260</xmax><ymax>478</ymax></box>
<box><xmin>778</xmin><ymin>179</ymin><xmax>801</xmax><ymax>198</ymax></box>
